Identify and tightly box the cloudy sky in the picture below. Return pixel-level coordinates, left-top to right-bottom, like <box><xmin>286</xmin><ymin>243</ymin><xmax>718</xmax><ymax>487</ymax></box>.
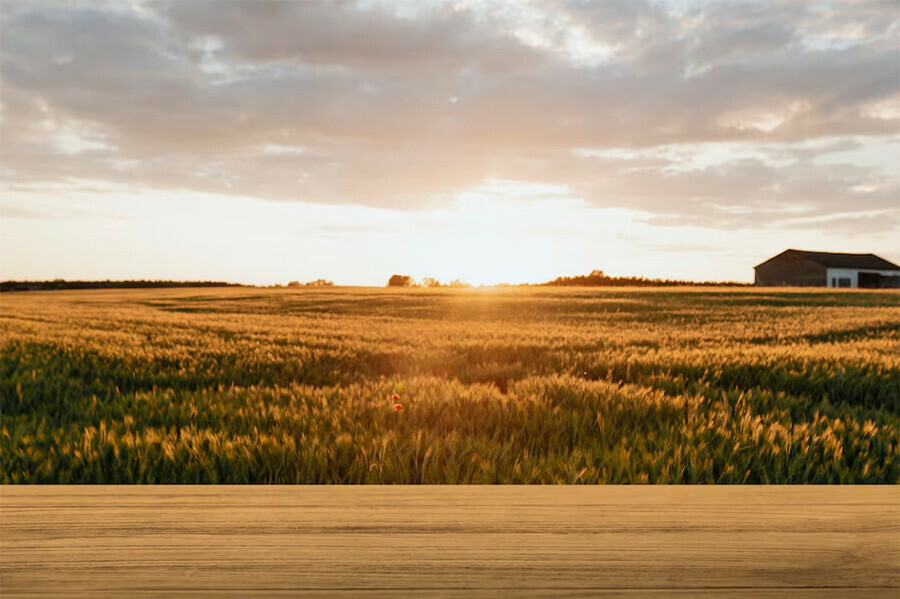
<box><xmin>1</xmin><ymin>0</ymin><xmax>898</xmax><ymax>285</ymax></box>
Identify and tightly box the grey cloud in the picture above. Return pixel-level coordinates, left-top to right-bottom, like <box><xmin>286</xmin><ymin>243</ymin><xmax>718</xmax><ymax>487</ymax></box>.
<box><xmin>155</xmin><ymin>0</ymin><xmax>551</xmax><ymax>73</ymax></box>
<box><xmin>0</xmin><ymin>0</ymin><xmax>898</xmax><ymax>234</ymax></box>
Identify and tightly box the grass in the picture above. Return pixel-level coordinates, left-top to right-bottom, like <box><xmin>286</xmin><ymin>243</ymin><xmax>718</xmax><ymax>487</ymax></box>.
<box><xmin>1</xmin><ymin>286</ymin><xmax>898</xmax><ymax>483</ymax></box>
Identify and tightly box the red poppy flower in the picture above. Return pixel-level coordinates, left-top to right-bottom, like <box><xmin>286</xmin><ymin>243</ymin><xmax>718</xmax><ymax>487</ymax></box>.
<box><xmin>393</xmin><ymin>403</ymin><xmax>403</xmax><ymax>410</ymax></box>
<box><xmin>391</xmin><ymin>394</ymin><xmax>400</xmax><ymax>401</ymax></box>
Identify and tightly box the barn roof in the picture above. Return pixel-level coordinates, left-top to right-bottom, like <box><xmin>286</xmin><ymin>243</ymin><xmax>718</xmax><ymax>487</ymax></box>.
<box><xmin>756</xmin><ymin>249</ymin><xmax>900</xmax><ymax>271</ymax></box>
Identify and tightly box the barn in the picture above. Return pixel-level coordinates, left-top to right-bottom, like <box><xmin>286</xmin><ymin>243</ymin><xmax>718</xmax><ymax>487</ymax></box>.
<box><xmin>754</xmin><ymin>249</ymin><xmax>900</xmax><ymax>288</ymax></box>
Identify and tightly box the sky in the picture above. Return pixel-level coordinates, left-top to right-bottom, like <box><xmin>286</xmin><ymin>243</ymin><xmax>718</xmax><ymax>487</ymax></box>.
<box><xmin>1</xmin><ymin>0</ymin><xmax>898</xmax><ymax>286</ymax></box>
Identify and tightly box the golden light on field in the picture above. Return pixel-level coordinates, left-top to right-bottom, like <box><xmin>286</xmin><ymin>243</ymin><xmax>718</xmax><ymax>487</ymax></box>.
<box><xmin>3</xmin><ymin>286</ymin><xmax>898</xmax><ymax>483</ymax></box>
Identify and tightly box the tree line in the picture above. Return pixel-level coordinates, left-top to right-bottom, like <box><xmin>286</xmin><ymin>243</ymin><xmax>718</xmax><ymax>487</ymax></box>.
<box><xmin>385</xmin><ymin>270</ymin><xmax>750</xmax><ymax>288</ymax></box>
<box><xmin>387</xmin><ymin>275</ymin><xmax>472</xmax><ymax>288</ymax></box>
<box><xmin>540</xmin><ymin>270</ymin><xmax>751</xmax><ymax>287</ymax></box>
<box><xmin>0</xmin><ymin>280</ymin><xmax>244</xmax><ymax>292</ymax></box>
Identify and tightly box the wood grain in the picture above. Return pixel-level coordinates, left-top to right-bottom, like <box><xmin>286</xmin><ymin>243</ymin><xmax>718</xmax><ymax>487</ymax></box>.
<box><xmin>1</xmin><ymin>486</ymin><xmax>897</xmax><ymax>598</ymax></box>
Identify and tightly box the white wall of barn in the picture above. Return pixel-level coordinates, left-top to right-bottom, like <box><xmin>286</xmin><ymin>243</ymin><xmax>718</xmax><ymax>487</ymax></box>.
<box><xmin>825</xmin><ymin>268</ymin><xmax>900</xmax><ymax>288</ymax></box>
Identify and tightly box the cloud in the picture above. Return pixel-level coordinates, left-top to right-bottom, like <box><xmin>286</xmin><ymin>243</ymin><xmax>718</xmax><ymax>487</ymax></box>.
<box><xmin>0</xmin><ymin>0</ymin><xmax>898</xmax><ymax>233</ymax></box>
<box><xmin>158</xmin><ymin>0</ymin><xmax>551</xmax><ymax>74</ymax></box>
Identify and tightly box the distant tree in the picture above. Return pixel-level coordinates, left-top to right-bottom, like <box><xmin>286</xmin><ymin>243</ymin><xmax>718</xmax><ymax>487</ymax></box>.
<box><xmin>387</xmin><ymin>274</ymin><xmax>412</xmax><ymax>287</ymax></box>
<box><xmin>420</xmin><ymin>277</ymin><xmax>442</xmax><ymax>288</ymax></box>
<box><xmin>287</xmin><ymin>281</ymin><xmax>301</xmax><ymax>287</ymax></box>
<box><xmin>304</xmin><ymin>279</ymin><xmax>334</xmax><ymax>287</ymax></box>
<box><xmin>446</xmin><ymin>279</ymin><xmax>472</xmax><ymax>288</ymax></box>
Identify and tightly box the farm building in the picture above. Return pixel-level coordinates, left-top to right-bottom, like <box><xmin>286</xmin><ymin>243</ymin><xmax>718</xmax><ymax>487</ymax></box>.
<box><xmin>754</xmin><ymin>249</ymin><xmax>900</xmax><ymax>288</ymax></box>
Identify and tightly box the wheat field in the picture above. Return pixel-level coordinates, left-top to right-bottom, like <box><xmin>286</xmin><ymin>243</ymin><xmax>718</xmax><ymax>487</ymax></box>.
<box><xmin>1</xmin><ymin>286</ymin><xmax>897</xmax><ymax>483</ymax></box>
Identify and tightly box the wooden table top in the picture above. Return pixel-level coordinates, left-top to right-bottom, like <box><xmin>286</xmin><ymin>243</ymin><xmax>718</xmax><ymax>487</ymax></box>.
<box><xmin>2</xmin><ymin>486</ymin><xmax>898</xmax><ymax>598</ymax></box>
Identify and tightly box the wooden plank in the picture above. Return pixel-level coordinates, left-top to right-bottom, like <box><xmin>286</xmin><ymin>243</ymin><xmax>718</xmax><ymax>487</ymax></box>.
<box><xmin>1</xmin><ymin>486</ymin><xmax>898</xmax><ymax>597</ymax></box>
